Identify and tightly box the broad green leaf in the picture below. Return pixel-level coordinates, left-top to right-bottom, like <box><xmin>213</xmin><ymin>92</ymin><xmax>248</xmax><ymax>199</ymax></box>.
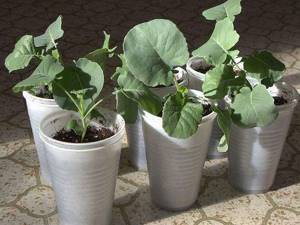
<box><xmin>123</xmin><ymin>19</ymin><xmax>189</xmax><ymax>87</ymax></box>
<box><xmin>212</xmin><ymin>106</ymin><xmax>231</xmax><ymax>152</ymax></box>
<box><xmin>12</xmin><ymin>55</ymin><xmax>63</xmax><ymax>92</ymax></box>
<box><xmin>111</xmin><ymin>54</ymin><xmax>127</xmax><ymax>81</ymax></box>
<box><xmin>53</xmin><ymin>58</ymin><xmax>104</xmax><ymax>112</ymax></box>
<box><xmin>231</xmin><ymin>84</ymin><xmax>278</xmax><ymax>127</ymax></box>
<box><xmin>5</xmin><ymin>35</ymin><xmax>36</xmax><ymax>72</ymax></box>
<box><xmin>243</xmin><ymin>51</ymin><xmax>285</xmax><ymax>87</ymax></box>
<box><xmin>116</xmin><ymin>91</ymin><xmax>138</xmax><ymax>123</ymax></box>
<box><xmin>192</xmin><ymin>18</ymin><xmax>239</xmax><ymax>65</ymax></box>
<box><xmin>34</xmin><ymin>16</ymin><xmax>64</xmax><ymax>51</ymax></box>
<box><xmin>203</xmin><ymin>0</ymin><xmax>241</xmax><ymax>21</ymax></box>
<box><xmin>117</xmin><ymin>69</ymin><xmax>162</xmax><ymax>115</ymax></box>
<box><xmin>203</xmin><ymin>64</ymin><xmax>235</xmax><ymax>99</ymax></box>
<box><xmin>162</xmin><ymin>92</ymin><xmax>203</xmax><ymax>138</ymax></box>
<box><xmin>85</xmin><ymin>31</ymin><xmax>116</xmax><ymax>70</ymax></box>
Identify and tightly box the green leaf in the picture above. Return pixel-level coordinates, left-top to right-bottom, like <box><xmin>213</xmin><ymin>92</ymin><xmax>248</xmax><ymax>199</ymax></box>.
<box><xmin>12</xmin><ymin>55</ymin><xmax>63</xmax><ymax>92</ymax></box>
<box><xmin>231</xmin><ymin>84</ymin><xmax>278</xmax><ymax>127</ymax></box>
<box><xmin>203</xmin><ymin>64</ymin><xmax>235</xmax><ymax>99</ymax></box>
<box><xmin>117</xmin><ymin>69</ymin><xmax>162</xmax><ymax>115</ymax></box>
<box><xmin>123</xmin><ymin>19</ymin><xmax>189</xmax><ymax>87</ymax></box>
<box><xmin>116</xmin><ymin>91</ymin><xmax>138</xmax><ymax>123</ymax></box>
<box><xmin>34</xmin><ymin>16</ymin><xmax>64</xmax><ymax>51</ymax></box>
<box><xmin>243</xmin><ymin>51</ymin><xmax>286</xmax><ymax>87</ymax></box>
<box><xmin>162</xmin><ymin>91</ymin><xmax>203</xmax><ymax>138</ymax></box>
<box><xmin>66</xmin><ymin>119</ymin><xmax>83</xmax><ymax>135</ymax></box>
<box><xmin>202</xmin><ymin>0</ymin><xmax>242</xmax><ymax>21</ymax></box>
<box><xmin>53</xmin><ymin>58</ymin><xmax>104</xmax><ymax>112</ymax></box>
<box><xmin>5</xmin><ymin>35</ymin><xmax>36</xmax><ymax>73</ymax></box>
<box><xmin>85</xmin><ymin>31</ymin><xmax>116</xmax><ymax>71</ymax></box>
<box><xmin>212</xmin><ymin>106</ymin><xmax>231</xmax><ymax>152</ymax></box>
<box><xmin>192</xmin><ymin>18</ymin><xmax>239</xmax><ymax>65</ymax></box>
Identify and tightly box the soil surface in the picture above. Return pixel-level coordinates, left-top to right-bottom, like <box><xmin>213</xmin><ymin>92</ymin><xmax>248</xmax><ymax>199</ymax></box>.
<box><xmin>53</xmin><ymin>126</ymin><xmax>115</xmax><ymax>143</ymax></box>
<box><xmin>202</xmin><ymin>104</ymin><xmax>212</xmax><ymax>116</ymax></box>
<box><xmin>195</xmin><ymin>65</ymin><xmax>213</xmax><ymax>74</ymax></box>
<box><xmin>273</xmin><ymin>96</ymin><xmax>288</xmax><ymax>105</ymax></box>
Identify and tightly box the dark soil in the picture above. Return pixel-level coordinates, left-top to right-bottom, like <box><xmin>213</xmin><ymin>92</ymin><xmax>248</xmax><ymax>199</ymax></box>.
<box><xmin>273</xmin><ymin>96</ymin><xmax>288</xmax><ymax>105</ymax></box>
<box><xmin>202</xmin><ymin>104</ymin><xmax>213</xmax><ymax>116</ymax></box>
<box><xmin>195</xmin><ymin>65</ymin><xmax>213</xmax><ymax>74</ymax></box>
<box><xmin>53</xmin><ymin>126</ymin><xmax>115</xmax><ymax>143</ymax></box>
<box><xmin>34</xmin><ymin>86</ymin><xmax>53</xmax><ymax>99</ymax></box>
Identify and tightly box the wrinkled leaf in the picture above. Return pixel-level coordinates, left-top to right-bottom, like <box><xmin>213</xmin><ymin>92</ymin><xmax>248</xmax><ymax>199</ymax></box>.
<box><xmin>203</xmin><ymin>64</ymin><xmax>235</xmax><ymax>99</ymax></box>
<box><xmin>118</xmin><ymin>69</ymin><xmax>162</xmax><ymax>115</ymax></box>
<box><xmin>34</xmin><ymin>16</ymin><xmax>64</xmax><ymax>51</ymax></box>
<box><xmin>116</xmin><ymin>91</ymin><xmax>138</xmax><ymax>123</ymax></box>
<box><xmin>85</xmin><ymin>31</ymin><xmax>116</xmax><ymax>70</ymax></box>
<box><xmin>13</xmin><ymin>55</ymin><xmax>63</xmax><ymax>92</ymax></box>
<box><xmin>162</xmin><ymin>91</ymin><xmax>203</xmax><ymax>138</ymax></box>
<box><xmin>5</xmin><ymin>35</ymin><xmax>36</xmax><ymax>72</ymax></box>
<box><xmin>212</xmin><ymin>105</ymin><xmax>231</xmax><ymax>152</ymax></box>
<box><xmin>243</xmin><ymin>51</ymin><xmax>285</xmax><ymax>87</ymax></box>
<box><xmin>192</xmin><ymin>18</ymin><xmax>239</xmax><ymax>65</ymax></box>
<box><xmin>53</xmin><ymin>58</ymin><xmax>104</xmax><ymax>112</ymax></box>
<box><xmin>203</xmin><ymin>0</ymin><xmax>241</xmax><ymax>21</ymax></box>
<box><xmin>124</xmin><ymin>19</ymin><xmax>189</xmax><ymax>87</ymax></box>
<box><xmin>231</xmin><ymin>84</ymin><xmax>278</xmax><ymax>127</ymax></box>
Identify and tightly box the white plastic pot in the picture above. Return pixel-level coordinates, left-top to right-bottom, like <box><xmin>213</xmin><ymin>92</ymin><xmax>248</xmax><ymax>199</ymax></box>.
<box><xmin>186</xmin><ymin>57</ymin><xmax>226</xmax><ymax>159</ymax></box>
<box><xmin>126</xmin><ymin>69</ymin><xmax>188</xmax><ymax>170</ymax></box>
<box><xmin>23</xmin><ymin>91</ymin><xmax>61</xmax><ymax>184</ymax></box>
<box><xmin>142</xmin><ymin>90</ymin><xmax>216</xmax><ymax>211</ymax></box>
<box><xmin>186</xmin><ymin>56</ymin><xmax>208</xmax><ymax>90</ymax></box>
<box><xmin>228</xmin><ymin>82</ymin><xmax>298</xmax><ymax>193</ymax></box>
<box><xmin>40</xmin><ymin>110</ymin><xmax>125</xmax><ymax>225</ymax></box>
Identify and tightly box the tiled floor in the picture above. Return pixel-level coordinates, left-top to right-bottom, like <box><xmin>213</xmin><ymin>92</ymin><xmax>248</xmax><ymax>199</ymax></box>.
<box><xmin>0</xmin><ymin>0</ymin><xmax>300</xmax><ymax>224</ymax></box>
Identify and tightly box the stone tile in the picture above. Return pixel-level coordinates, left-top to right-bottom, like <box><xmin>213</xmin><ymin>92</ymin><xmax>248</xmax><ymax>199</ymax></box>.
<box><xmin>125</xmin><ymin>188</ymin><xmax>203</xmax><ymax>225</ymax></box>
<box><xmin>197</xmin><ymin>220</ymin><xmax>224</xmax><ymax>225</ymax></box>
<box><xmin>273</xmin><ymin>53</ymin><xmax>296</xmax><ymax>68</ymax></box>
<box><xmin>120</xmin><ymin>170</ymin><xmax>150</xmax><ymax>187</ymax></box>
<box><xmin>288</xmin><ymin>129</ymin><xmax>300</xmax><ymax>153</ymax></box>
<box><xmin>265</xmin><ymin>209</ymin><xmax>300</xmax><ymax>225</ymax></box>
<box><xmin>198</xmin><ymin>178</ymin><xmax>273</xmax><ymax>225</ymax></box>
<box><xmin>48</xmin><ymin>214</ymin><xmax>59</xmax><ymax>225</ymax></box>
<box><xmin>0</xmin><ymin>207</ymin><xmax>44</xmax><ymax>225</ymax></box>
<box><xmin>114</xmin><ymin>179</ymin><xmax>139</xmax><ymax>206</ymax></box>
<box><xmin>269</xmin><ymin>183</ymin><xmax>300</xmax><ymax>211</ymax></box>
<box><xmin>0</xmin><ymin>123</ymin><xmax>30</xmax><ymax>158</ymax></box>
<box><xmin>203</xmin><ymin>158</ymin><xmax>228</xmax><ymax>177</ymax></box>
<box><xmin>292</xmin><ymin>155</ymin><xmax>300</xmax><ymax>172</ymax></box>
<box><xmin>8</xmin><ymin>111</ymin><xmax>31</xmax><ymax>129</ymax></box>
<box><xmin>278</xmin><ymin>143</ymin><xmax>297</xmax><ymax>170</ymax></box>
<box><xmin>0</xmin><ymin>95</ymin><xmax>25</xmax><ymax>123</ymax></box>
<box><xmin>112</xmin><ymin>208</ymin><xmax>126</xmax><ymax>225</ymax></box>
<box><xmin>0</xmin><ymin>159</ymin><xmax>36</xmax><ymax>205</ymax></box>
<box><xmin>12</xmin><ymin>144</ymin><xmax>39</xmax><ymax>167</ymax></box>
<box><xmin>16</xmin><ymin>186</ymin><xmax>56</xmax><ymax>216</ymax></box>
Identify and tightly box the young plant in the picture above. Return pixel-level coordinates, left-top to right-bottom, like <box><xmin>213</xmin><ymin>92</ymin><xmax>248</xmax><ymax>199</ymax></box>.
<box><xmin>114</xmin><ymin>19</ymin><xmax>208</xmax><ymax>138</ymax></box>
<box><xmin>52</xmin><ymin>58</ymin><xmax>106</xmax><ymax>142</ymax></box>
<box><xmin>5</xmin><ymin>16</ymin><xmax>64</xmax><ymax>97</ymax></box>
<box><xmin>192</xmin><ymin>0</ymin><xmax>286</xmax><ymax>151</ymax></box>
<box><xmin>5</xmin><ymin>16</ymin><xmax>115</xmax><ymax>98</ymax></box>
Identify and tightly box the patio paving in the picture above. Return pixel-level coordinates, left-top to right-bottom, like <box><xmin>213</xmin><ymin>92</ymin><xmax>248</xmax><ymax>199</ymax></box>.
<box><xmin>0</xmin><ymin>0</ymin><xmax>300</xmax><ymax>224</ymax></box>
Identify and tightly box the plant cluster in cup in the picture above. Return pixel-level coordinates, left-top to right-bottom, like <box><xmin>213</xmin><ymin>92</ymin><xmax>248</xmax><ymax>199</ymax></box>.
<box><xmin>4</xmin><ymin>0</ymin><xmax>298</xmax><ymax>223</ymax></box>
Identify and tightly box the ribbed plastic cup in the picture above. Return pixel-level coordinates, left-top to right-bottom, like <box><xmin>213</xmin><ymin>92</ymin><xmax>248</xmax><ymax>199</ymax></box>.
<box><xmin>23</xmin><ymin>91</ymin><xmax>61</xmax><ymax>184</ymax></box>
<box><xmin>126</xmin><ymin>69</ymin><xmax>188</xmax><ymax>170</ymax></box>
<box><xmin>40</xmin><ymin>110</ymin><xmax>125</xmax><ymax>225</ymax></box>
<box><xmin>142</xmin><ymin>90</ymin><xmax>216</xmax><ymax>211</ymax></box>
<box><xmin>228</xmin><ymin>82</ymin><xmax>298</xmax><ymax>193</ymax></box>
